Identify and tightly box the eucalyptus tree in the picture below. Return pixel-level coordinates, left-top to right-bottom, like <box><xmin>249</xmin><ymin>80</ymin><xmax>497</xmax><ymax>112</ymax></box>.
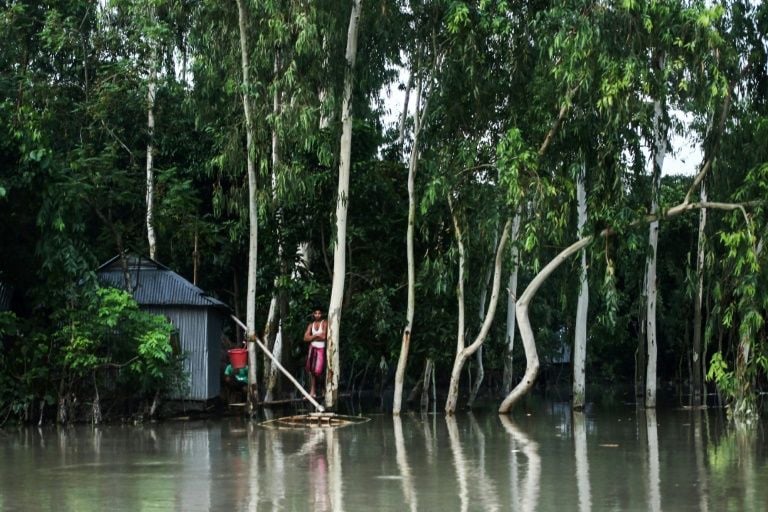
<box><xmin>500</xmin><ymin>0</ymin><xmax>761</xmax><ymax>415</ymax></box>
<box><xmin>702</xmin><ymin>0</ymin><xmax>768</xmax><ymax>421</ymax></box>
<box><xmin>392</xmin><ymin>2</ymin><xmax>446</xmax><ymax>415</ymax></box>
<box><xmin>325</xmin><ymin>0</ymin><xmax>362</xmax><ymax>408</ymax></box>
<box><xmin>418</xmin><ymin>0</ymin><xmax>559</xmax><ymax>413</ymax></box>
<box><xmin>573</xmin><ymin>159</ymin><xmax>589</xmax><ymax>410</ymax></box>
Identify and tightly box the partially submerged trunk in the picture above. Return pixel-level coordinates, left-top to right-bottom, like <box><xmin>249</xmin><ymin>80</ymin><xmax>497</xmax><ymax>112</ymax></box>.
<box><xmin>236</xmin><ymin>0</ymin><xmax>260</xmax><ymax>407</ymax></box>
<box><xmin>393</xmin><ymin>67</ymin><xmax>423</xmax><ymax>415</ymax></box>
<box><xmin>502</xmin><ymin>211</ymin><xmax>522</xmax><ymax>395</ymax></box>
<box><xmin>644</xmin><ymin>96</ymin><xmax>667</xmax><ymax>409</ymax></box>
<box><xmin>326</xmin><ymin>0</ymin><xmax>362</xmax><ymax>409</ymax></box>
<box><xmin>446</xmin><ymin>218</ymin><xmax>512</xmax><ymax>414</ymax></box>
<box><xmin>691</xmin><ymin>182</ymin><xmax>707</xmax><ymax>405</ymax></box>
<box><xmin>264</xmin><ymin>53</ymin><xmax>286</xmax><ymax>403</ymax></box>
<box><xmin>573</xmin><ymin>163</ymin><xmax>589</xmax><ymax>410</ymax></box>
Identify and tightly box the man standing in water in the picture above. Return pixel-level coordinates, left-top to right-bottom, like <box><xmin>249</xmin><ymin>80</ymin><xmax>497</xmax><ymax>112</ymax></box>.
<box><xmin>303</xmin><ymin>306</ymin><xmax>327</xmax><ymax>398</ymax></box>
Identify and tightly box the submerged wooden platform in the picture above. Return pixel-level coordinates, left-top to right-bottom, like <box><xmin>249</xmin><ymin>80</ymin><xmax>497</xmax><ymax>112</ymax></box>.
<box><xmin>261</xmin><ymin>411</ymin><xmax>370</xmax><ymax>429</ymax></box>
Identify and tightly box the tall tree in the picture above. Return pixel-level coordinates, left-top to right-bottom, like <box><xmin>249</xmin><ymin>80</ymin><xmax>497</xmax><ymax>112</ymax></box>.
<box><xmin>573</xmin><ymin>161</ymin><xmax>589</xmax><ymax>410</ymax></box>
<box><xmin>326</xmin><ymin>0</ymin><xmax>362</xmax><ymax>409</ymax></box>
<box><xmin>235</xmin><ymin>0</ymin><xmax>261</xmax><ymax>406</ymax></box>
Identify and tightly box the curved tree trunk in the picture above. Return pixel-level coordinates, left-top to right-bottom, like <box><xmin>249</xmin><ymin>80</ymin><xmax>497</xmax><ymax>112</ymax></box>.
<box><xmin>499</xmin><ymin>235</ymin><xmax>591</xmax><ymax>413</ymax></box>
<box><xmin>326</xmin><ymin>0</ymin><xmax>362</xmax><ymax>409</ymax></box>
<box><xmin>393</xmin><ymin>68</ymin><xmax>423</xmax><ymax>415</ymax></box>
<box><xmin>573</xmin><ymin>163</ymin><xmax>589</xmax><ymax>410</ymax></box>
<box><xmin>446</xmin><ymin>218</ymin><xmax>512</xmax><ymax>414</ymax></box>
<box><xmin>498</xmin><ymin>196</ymin><xmax>745</xmax><ymax>413</ymax></box>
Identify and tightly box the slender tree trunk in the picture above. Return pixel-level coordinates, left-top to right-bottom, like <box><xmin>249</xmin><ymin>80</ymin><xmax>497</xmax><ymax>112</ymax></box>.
<box><xmin>264</xmin><ymin>52</ymin><xmax>285</xmax><ymax>402</ymax></box>
<box><xmin>420</xmin><ymin>358</ymin><xmax>434</xmax><ymax>411</ymax></box>
<box><xmin>645</xmin><ymin>96</ymin><xmax>667</xmax><ymax>409</ymax></box>
<box><xmin>446</xmin><ymin>218</ymin><xmax>512</xmax><ymax>414</ymax></box>
<box><xmin>393</xmin><ymin>69</ymin><xmax>424</xmax><ymax>415</ymax></box>
<box><xmin>502</xmin><ymin>210</ymin><xmax>522</xmax><ymax>395</ymax></box>
<box><xmin>692</xmin><ymin>182</ymin><xmax>706</xmax><ymax>406</ymax></box>
<box><xmin>236</xmin><ymin>0</ymin><xmax>260</xmax><ymax>406</ymax></box>
<box><xmin>192</xmin><ymin>228</ymin><xmax>199</xmax><ymax>285</ymax></box>
<box><xmin>146</xmin><ymin>57</ymin><xmax>157</xmax><ymax>260</ymax></box>
<box><xmin>326</xmin><ymin>0</ymin><xmax>362</xmax><ymax>409</ymax></box>
<box><xmin>263</xmin><ymin>296</ymin><xmax>279</xmax><ymax>400</ymax></box>
<box><xmin>573</xmin><ymin>163</ymin><xmax>589</xmax><ymax>410</ymax></box>
<box><xmin>469</xmin><ymin>243</ymin><xmax>495</xmax><ymax>407</ymax></box>
<box><xmin>447</xmin><ymin>196</ymin><xmax>466</xmax><ymax>402</ymax></box>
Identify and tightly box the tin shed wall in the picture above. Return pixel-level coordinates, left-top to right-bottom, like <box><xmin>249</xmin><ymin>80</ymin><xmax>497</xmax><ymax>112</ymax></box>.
<box><xmin>206</xmin><ymin>311</ymin><xmax>224</xmax><ymax>399</ymax></box>
<box><xmin>145</xmin><ymin>306</ymin><xmax>219</xmax><ymax>400</ymax></box>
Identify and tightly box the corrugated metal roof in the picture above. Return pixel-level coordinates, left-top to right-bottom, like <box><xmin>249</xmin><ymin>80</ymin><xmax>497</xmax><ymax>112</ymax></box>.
<box><xmin>97</xmin><ymin>255</ymin><xmax>228</xmax><ymax>309</ymax></box>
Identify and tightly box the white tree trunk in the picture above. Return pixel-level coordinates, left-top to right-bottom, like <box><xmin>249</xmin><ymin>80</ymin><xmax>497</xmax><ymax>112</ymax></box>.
<box><xmin>236</xmin><ymin>0</ymin><xmax>260</xmax><ymax>405</ymax></box>
<box><xmin>645</xmin><ymin>97</ymin><xmax>667</xmax><ymax>409</ymax></box>
<box><xmin>263</xmin><ymin>296</ymin><xmax>280</xmax><ymax>402</ymax></box>
<box><xmin>393</xmin><ymin>70</ymin><xmax>424</xmax><ymax>415</ymax></box>
<box><xmin>573</xmin><ymin>163</ymin><xmax>589</xmax><ymax>409</ymax></box>
<box><xmin>692</xmin><ymin>182</ymin><xmax>707</xmax><ymax>405</ymax></box>
<box><xmin>446</xmin><ymin>218</ymin><xmax>512</xmax><ymax>414</ymax></box>
<box><xmin>502</xmin><ymin>211</ymin><xmax>522</xmax><ymax>395</ymax></box>
<box><xmin>146</xmin><ymin>67</ymin><xmax>157</xmax><ymax>260</ymax></box>
<box><xmin>499</xmin><ymin>234</ymin><xmax>592</xmax><ymax>413</ymax></box>
<box><xmin>326</xmin><ymin>0</ymin><xmax>362</xmax><ymax>409</ymax></box>
<box><xmin>264</xmin><ymin>53</ymin><xmax>285</xmax><ymax>402</ymax></box>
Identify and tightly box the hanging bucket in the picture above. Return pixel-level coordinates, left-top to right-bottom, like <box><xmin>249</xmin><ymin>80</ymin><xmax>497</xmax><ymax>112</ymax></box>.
<box><xmin>228</xmin><ymin>348</ymin><xmax>248</xmax><ymax>369</ymax></box>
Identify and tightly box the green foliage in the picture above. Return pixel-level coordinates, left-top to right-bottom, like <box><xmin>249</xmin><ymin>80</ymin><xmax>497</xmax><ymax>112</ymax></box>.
<box><xmin>57</xmin><ymin>287</ymin><xmax>180</xmax><ymax>396</ymax></box>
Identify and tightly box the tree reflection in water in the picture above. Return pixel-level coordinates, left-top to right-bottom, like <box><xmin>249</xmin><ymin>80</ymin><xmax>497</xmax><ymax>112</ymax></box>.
<box><xmin>393</xmin><ymin>416</ymin><xmax>418</xmax><ymax>511</ymax></box>
<box><xmin>573</xmin><ymin>411</ymin><xmax>592</xmax><ymax>512</ymax></box>
<box><xmin>499</xmin><ymin>414</ymin><xmax>540</xmax><ymax>512</ymax></box>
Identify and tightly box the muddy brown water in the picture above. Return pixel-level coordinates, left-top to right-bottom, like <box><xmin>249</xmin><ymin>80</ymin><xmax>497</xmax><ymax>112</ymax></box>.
<box><xmin>1</xmin><ymin>401</ymin><xmax>766</xmax><ymax>511</ymax></box>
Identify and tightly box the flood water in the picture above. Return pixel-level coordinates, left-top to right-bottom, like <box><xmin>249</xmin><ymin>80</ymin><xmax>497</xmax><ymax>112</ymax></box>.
<box><xmin>1</xmin><ymin>401</ymin><xmax>767</xmax><ymax>511</ymax></box>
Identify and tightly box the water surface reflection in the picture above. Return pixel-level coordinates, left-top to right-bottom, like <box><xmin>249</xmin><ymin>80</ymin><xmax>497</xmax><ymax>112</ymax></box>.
<box><xmin>1</xmin><ymin>405</ymin><xmax>767</xmax><ymax>511</ymax></box>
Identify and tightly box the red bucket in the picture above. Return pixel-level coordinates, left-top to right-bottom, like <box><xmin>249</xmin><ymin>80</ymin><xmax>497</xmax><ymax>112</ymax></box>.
<box><xmin>228</xmin><ymin>348</ymin><xmax>248</xmax><ymax>369</ymax></box>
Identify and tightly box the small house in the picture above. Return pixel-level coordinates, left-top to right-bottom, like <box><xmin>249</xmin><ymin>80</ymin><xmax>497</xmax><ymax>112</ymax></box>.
<box><xmin>97</xmin><ymin>255</ymin><xmax>228</xmax><ymax>401</ymax></box>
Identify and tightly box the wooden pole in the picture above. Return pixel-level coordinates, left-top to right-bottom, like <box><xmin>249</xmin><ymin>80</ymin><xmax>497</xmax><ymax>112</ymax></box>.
<box><xmin>231</xmin><ymin>314</ymin><xmax>325</xmax><ymax>412</ymax></box>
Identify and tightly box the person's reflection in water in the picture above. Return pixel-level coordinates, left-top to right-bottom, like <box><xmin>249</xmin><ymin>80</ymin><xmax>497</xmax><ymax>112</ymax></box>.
<box><xmin>306</xmin><ymin>429</ymin><xmax>331</xmax><ymax>511</ymax></box>
<box><xmin>499</xmin><ymin>415</ymin><xmax>541</xmax><ymax>512</ymax></box>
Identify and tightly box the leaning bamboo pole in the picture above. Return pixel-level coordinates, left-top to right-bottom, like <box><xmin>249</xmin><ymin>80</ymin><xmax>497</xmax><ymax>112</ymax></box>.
<box><xmin>231</xmin><ymin>314</ymin><xmax>325</xmax><ymax>413</ymax></box>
